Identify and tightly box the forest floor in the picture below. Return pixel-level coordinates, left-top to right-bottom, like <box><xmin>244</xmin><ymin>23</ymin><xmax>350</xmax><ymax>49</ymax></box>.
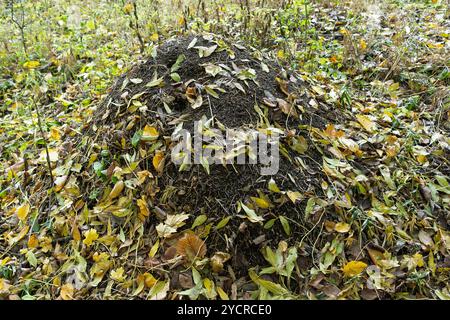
<box><xmin>0</xmin><ymin>0</ymin><xmax>449</xmax><ymax>300</ymax></box>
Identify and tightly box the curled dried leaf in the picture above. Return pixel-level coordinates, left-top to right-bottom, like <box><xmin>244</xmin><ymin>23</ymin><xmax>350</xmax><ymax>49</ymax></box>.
<box><xmin>176</xmin><ymin>233</ymin><xmax>207</xmax><ymax>262</ymax></box>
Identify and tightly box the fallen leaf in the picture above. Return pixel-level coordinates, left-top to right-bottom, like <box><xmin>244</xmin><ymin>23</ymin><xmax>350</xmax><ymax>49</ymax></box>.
<box><xmin>250</xmin><ymin>196</ymin><xmax>270</xmax><ymax>209</ymax></box>
<box><xmin>343</xmin><ymin>261</ymin><xmax>368</xmax><ymax>277</ymax></box>
<box><xmin>60</xmin><ymin>283</ymin><xmax>74</xmax><ymax>300</ymax></box>
<box><xmin>153</xmin><ymin>151</ymin><xmax>165</xmax><ymax>175</ymax></box>
<box><xmin>16</xmin><ymin>203</ymin><xmax>30</xmax><ymax>221</ymax></box>
<box><xmin>356</xmin><ymin>114</ymin><xmax>376</xmax><ymax>133</ymax></box>
<box><xmin>210</xmin><ymin>251</ymin><xmax>231</xmax><ymax>273</ymax></box>
<box><xmin>334</xmin><ymin>222</ymin><xmax>351</xmax><ymax>233</ymax></box>
<box><xmin>142</xmin><ymin>125</ymin><xmax>159</xmax><ymax>142</ymax></box>
<box><xmin>23</xmin><ymin>60</ymin><xmax>40</xmax><ymax>69</ymax></box>
<box><xmin>83</xmin><ymin>228</ymin><xmax>99</xmax><ymax>247</ymax></box>
<box><xmin>108</xmin><ymin>180</ymin><xmax>125</xmax><ymax>199</ymax></box>
<box><xmin>176</xmin><ymin>233</ymin><xmax>207</xmax><ymax>261</ymax></box>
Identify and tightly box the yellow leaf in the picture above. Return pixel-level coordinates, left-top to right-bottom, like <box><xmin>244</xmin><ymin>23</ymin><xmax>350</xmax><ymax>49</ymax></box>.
<box><xmin>359</xmin><ymin>39</ymin><xmax>367</xmax><ymax>50</ymax></box>
<box><xmin>60</xmin><ymin>283</ymin><xmax>74</xmax><ymax>300</ymax></box>
<box><xmin>137</xmin><ymin>197</ymin><xmax>150</xmax><ymax>221</ymax></box>
<box><xmin>110</xmin><ymin>267</ymin><xmax>126</xmax><ymax>282</ymax></box>
<box><xmin>142</xmin><ymin>125</ymin><xmax>159</xmax><ymax>142</ymax></box>
<box><xmin>149</xmin><ymin>240</ymin><xmax>159</xmax><ymax>258</ymax></box>
<box><xmin>343</xmin><ymin>261</ymin><xmax>368</xmax><ymax>277</ymax></box>
<box><xmin>23</xmin><ymin>60</ymin><xmax>40</xmax><ymax>69</ymax></box>
<box><xmin>287</xmin><ymin>191</ymin><xmax>302</xmax><ymax>204</ymax></box>
<box><xmin>27</xmin><ymin>234</ymin><xmax>39</xmax><ymax>248</ymax></box>
<box><xmin>153</xmin><ymin>151</ymin><xmax>165</xmax><ymax>175</ymax></box>
<box><xmin>108</xmin><ymin>180</ymin><xmax>124</xmax><ymax>199</ymax></box>
<box><xmin>416</xmin><ymin>154</ymin><xmax>427</xmax><ymax>164</ymax></box>
<box><xmin>217</xmin><ymin>286</ymin><xmax>229</xmax><ymax>300</ymax></box>
<box><xmin>276</xmin><ymin>49</ymin><xmax>285</xmax><ymax>60</ymax></box>
<box><xmin>334</xmin><ymin>222</ymin><xmax>350</xmax><ymax>233</ymax></box>
<box><xmin>54</xmin><ymin>175</ymin><xmax>68</xmax><ymax>192</ymax></box>
<box><xmin>413</xmin><ymin>253</ymin><xmax>424</xmax><ymax>268</ymax></box>
<box><xmin>251</xmin><ymin>197</ymin><xmax>270</xmax><ymax>209</ymax></box>
<box><xmin>16</xmin><ymin>203</ymin><xmax>30</xmax><ymax>221</ymax></box>
<box><xmin>39</xmin><ymin>148</ymin><xmax>59</xmax><ymax>162</ymax></box>
<box><xmin>9</xmin><ymin>225</ymin><xmax>29</xmax><ymax>245</ymax></box>
<box><xmin>356</xmin><ymin>114</ymin><xmax>376</xmax><ymax>133</ymax></box>
<box><xmin>83</xmin><ymin>228</ymin><xmax>99</xmax><ymax>247</ymax></box>
<box><xmin>123</xmin><ymin>2</ymin><xmax>133</xmax><ymax>14</ymax></box>
<box><xmin>53</xmin><ymin>276</ymin><xmax>61</xmax><ymax>287</ymax></box>
<box><xmin>50</xmin><ymin>127</ymin><xmax>61</xmax><ymax>141</ymax></box>
<box><xmin>144</xmin><ymin>273</ymin><xmax>157</xmax><ymax>288</ymax></box>
<box><xmin>150</xmin><ymin>33</ymin><xmax>159</xmax><ymax>42</ymax></box>
<box><xmin>339</xmin><ymin>28</ymin><xmax>349</xmax><ymax>36</ymax></box>
<box><xmin>72</xmin><ymin>220</ymin><xmax>81</xmax><ymax>242</ymax></box>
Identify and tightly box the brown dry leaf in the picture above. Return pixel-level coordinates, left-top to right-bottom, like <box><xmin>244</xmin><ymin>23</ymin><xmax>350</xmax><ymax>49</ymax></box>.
<box><xmin>324</xmin><ymin>220</ymin><xmax>336</xmax><ymax>232</ymax></box>
<box><xmin>179</xmin><ymin>272</ymin><xmax>194</xmax><ymax>289</ymax></box>
<box><xmin>418</xmin><ymin>230</ymin><xmax>434</xmax><ymax>247</ymax></box>
<box><xmin>276</xmin><ymin>77</ymin><xmax>289</xmax><ymax>95</ymax></box>
<box><xmin>277</xmin><ymin>98</ymin><xmax>298</xmax><ymax>118</ymax></box>
<box><xmin>72</xmin><ymin>220</ymin><xmax>81</xmax><ymax>242</ymax></box>
<box><xmin>176</xmin><ymin>233</ymin><xmax>207</xmax><ymax>262</ymax></box>
<box><xmin>367</xmin><ymin>247</ymin><xmax>384</xmax><ymax>266</ymax></box>
<box><xmin>185</xmin><ymin>86</ymin><xmax>197</xmax><ymax>101</ymax></box>
<box><xmin>162</xmin><ymin>246</ymin><xmax>177</xmax><ymax>261</ymax></box>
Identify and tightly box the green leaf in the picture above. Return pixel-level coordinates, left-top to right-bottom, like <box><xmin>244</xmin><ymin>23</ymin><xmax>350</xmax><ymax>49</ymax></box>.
<box><xmin>205</xmin><ymin>86</ymin><xmax>219</xmax><ymax>98</ymax></box>
<box><xmin>249</xmin><ymin>269</ymin><xmax>289</xmax><ymax>296</ymax></box>
<box><xmin>304</xmin><ymin>197</ymin><xmax>315</xmax><ymax>221</ymax></box>
<box><xmin>170</xmin><ymin>73</ymin><xmax>181</xmax><ymax>82</ymax></box>
<box><xmin>131</xmin><ymin>130</ymin><xmax>142</xmax><ymax>147</ymax></box>
<box><xmin>264</xmin><ymin>218</ymin><xmax>276</xmax><ymax>229</ymax></box>
<box><xmin>279</xmin><ymin>216</ymin><xmax>291</xmax><ymax>236</ymax></box>
<box><xmin>146</xmin><ymin>76</ymin><xmax>164</xmax><ymax>87</ymax></box>
<box><xmin>171</xmin><ymin>54</ymin><xmax>186</xmax><ymax>73</ymax></box>
<box><xmin>216</xmin><ymin>216</ymin><xmax>231</xmax><ymax>230</ymax></box>
<box><xmin>26</xmin><ymin>250</ymin><xmax>38</xmax><ymax>267</ymax></box>
<box><xmin>241</xmin><ymin>202</ymin><xmax>264</xmax><ymax>223</ymax></box>
<box><xmin>268</xmin><ymin>178</ymin><xmax>281</xmax><ymax>193</ymax></box>
<box><xmin>192</xmin><ymin>215</ymin><xmax>208</xmax><ymax>229</ymax></box>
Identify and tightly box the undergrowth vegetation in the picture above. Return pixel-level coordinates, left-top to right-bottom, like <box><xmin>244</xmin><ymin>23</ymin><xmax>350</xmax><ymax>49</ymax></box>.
<box><xmin>0</xmin><ymin>0</ymin><xmax>449</xmax><ymax>300</ymax></box>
